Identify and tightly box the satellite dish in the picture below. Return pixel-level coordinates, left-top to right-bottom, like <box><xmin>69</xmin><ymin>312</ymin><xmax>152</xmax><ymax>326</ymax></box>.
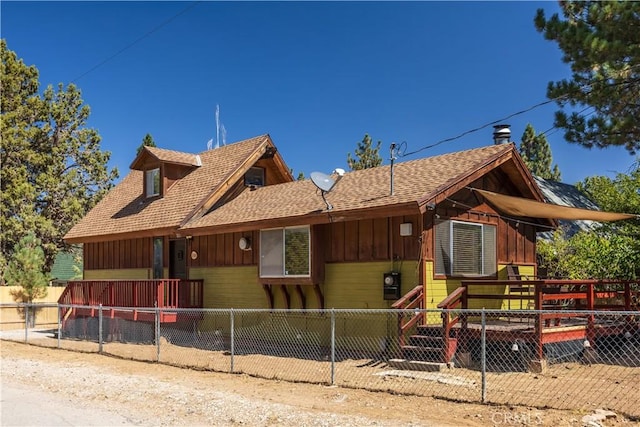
<box><xmin>310</xmin><ymin>169</ymin><xmax>345</xmax><ymax>211</ymax></box>
<box><xmin>310</xmin><ymin>172</ymin><xmax>335</xmax><ymax>192</ymax></box>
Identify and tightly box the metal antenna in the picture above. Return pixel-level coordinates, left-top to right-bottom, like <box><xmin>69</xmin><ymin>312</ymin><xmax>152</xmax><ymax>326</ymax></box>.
<box><xmin>390</xmin><ymin>143</ymin><xmax>397</xmax><ymax>196</ymax></box>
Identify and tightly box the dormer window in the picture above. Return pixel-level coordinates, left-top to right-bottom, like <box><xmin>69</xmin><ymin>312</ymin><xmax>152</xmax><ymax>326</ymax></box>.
<box><xmin>245</xmin><ymin>167</ymin><xmax>265</xmax><ymax>187</ymax></box>
<box><xmin>146</xmin><ymin>168</ymin><xmax>160</xmax><ymax>198</ymax></box>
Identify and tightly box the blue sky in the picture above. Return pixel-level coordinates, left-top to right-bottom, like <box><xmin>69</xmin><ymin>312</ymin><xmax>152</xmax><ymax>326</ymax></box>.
<box><xmin>2</xmin><ymin>1</ymin><xmax>635</xmax><ymax>185</ymax></box>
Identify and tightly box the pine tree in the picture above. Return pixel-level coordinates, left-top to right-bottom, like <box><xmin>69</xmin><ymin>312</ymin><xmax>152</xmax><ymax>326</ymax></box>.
<box><xmin>5</xmin><ymin>234</ymin><xmax>49</xmax><ymax>303</ymax></box>
<box><xmin>1</xmin><ymin>40</ymin><xmax>118</xmax><ymax>273</ymax></box>
<box><xmin>136</xmin><ymin>133</ymin><xmax>157</xmax><ymax>155</ymax></box>
<box><xmin>535</xmin><ymin>1</ymin><xmax>640</xmax><ymax>153</ymax></box>
<box><xmin>519</xmin><ymin>124</ymin><xmax>561</xmax><ymax>181</ymax></box>
<box><xmin>347</xmin><ymin>134</ymin><xmax>383</xmax><ymax>171</ymax></box>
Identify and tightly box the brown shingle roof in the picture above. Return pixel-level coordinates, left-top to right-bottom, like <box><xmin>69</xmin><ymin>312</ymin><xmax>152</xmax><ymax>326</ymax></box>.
<box><xmin>65</xmin><ymin>135</ymin><xmax>272</xmax><ymax>242</ymax></box>
<box><xmin>130</xmin><ymin>146</ymin><xmax>202</xmax><ymax>170</ymax></box>
<box><xmin>182</xmin><ymin>143</ymin><xmax>515</xmax><ymax>232</ymax></box>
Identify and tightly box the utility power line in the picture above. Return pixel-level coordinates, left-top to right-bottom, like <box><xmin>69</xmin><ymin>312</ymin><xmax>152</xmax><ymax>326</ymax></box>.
<box><xmin>71</xmin><ymin>2</ymin><xmax>200</xmax><ymax>83</ymax></box>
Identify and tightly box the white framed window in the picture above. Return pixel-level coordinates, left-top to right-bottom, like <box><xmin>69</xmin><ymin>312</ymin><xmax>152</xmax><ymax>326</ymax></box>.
<box><xmin>435</xmin><ymin>219</ymin><xmax>496</xmax><ymax>277</ymax></box>
<box><xmin>146</xmin><ymin>168</ymin><xmax>160</xmax><ymax>197</ymax></box>
<box><xmin>260</xmin><ymin>226</ymin><xmax>310</xmax><ymax>278</ymax></box>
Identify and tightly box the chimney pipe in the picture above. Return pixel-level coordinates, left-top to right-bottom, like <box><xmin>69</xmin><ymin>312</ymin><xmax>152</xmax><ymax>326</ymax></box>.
<box><xmin>493</xmin><ymin>124</ymin><xmax>511</xmax><ymax>145</ymax></box>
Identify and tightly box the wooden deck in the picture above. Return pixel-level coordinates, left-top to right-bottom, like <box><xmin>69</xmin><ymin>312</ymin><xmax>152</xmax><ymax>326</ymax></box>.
<box><xmin>394</xmin><ymin>279</ymin><xmax>640</xmax><ymax>364</ymax></box>
<box><xmin>58</xmin><ymin>279</ymin><xmax>204</xmax><ymax>324</ymax></box>
<box><xmin>444</xmin><ymin>279</ymin><xmax>640</xmax><ymax>361</ymax></box>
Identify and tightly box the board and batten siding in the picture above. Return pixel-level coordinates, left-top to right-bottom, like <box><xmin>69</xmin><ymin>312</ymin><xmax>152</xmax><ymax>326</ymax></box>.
<box><xmin>83</xmin><ymin>269</ymin><xmax>150</xmax><ymax>280</ymax></box>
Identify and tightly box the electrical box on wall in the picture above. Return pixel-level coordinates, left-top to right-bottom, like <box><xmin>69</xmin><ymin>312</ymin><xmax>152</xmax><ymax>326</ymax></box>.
<box><xmin>383</xmin><ymin>272</ymin><xmax>401</xmax><ymax>300</ymax></box>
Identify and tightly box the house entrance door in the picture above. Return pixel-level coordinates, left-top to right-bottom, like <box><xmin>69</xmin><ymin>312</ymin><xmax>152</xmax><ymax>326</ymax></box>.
<box><xmin>169</xmin><ymin>239</ymin><xmax>187</xmax><ymax>279</ymax></box>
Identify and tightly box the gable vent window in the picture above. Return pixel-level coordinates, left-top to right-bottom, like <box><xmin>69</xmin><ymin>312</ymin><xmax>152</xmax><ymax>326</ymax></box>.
<box><xmin>435</xmin><ymin>219</ymin><xmax>496</xmax><ymax>277</ymax></box>
<box><xmin>245</xmin><ymin>167</ymin><xmax>265</xmax><ymax>188</ymax></box>
<box><xmin>146</xmin><ymin>168</ymin><xmax>160</xmax><ymax>198</ymax></box>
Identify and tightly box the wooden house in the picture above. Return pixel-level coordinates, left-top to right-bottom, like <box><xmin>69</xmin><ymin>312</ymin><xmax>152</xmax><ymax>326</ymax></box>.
<box><xmin>62</xmin><ymin>133</ymin><xmax>640</xmax><ymax>365</ymax></box>
<box><xmin>63</xmin><ymin>133</ymin><xmax>555</xmax><ymax>311</ymax></box>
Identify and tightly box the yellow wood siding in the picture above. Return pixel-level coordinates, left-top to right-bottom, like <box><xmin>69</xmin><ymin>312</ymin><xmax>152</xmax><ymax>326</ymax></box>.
<box><xmin>83</xmin><ymin>269</ymin><xmax>150</xmax><ymax>280</ymax></box>
<box><xmin>425</xmin><ymin>262</ymin><xmax>537</xmax><ymax>312</ymax></box>
<box><xmin>189</xmin><ymin>266</ymin><xmax>264</xmax><ymax>309</ymax></box>
<box><xmin>324</xmin><ymin>261</ymin><xmax>420</xmax><ymax>309</ymax></box>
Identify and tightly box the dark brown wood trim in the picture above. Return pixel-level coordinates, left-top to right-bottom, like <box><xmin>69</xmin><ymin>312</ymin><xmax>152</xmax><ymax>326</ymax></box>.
<box><xmin>313</xmin><ymin>284</ymin><xmax>324</xmax><ymax>310</ymax></box>
<box><xmin>181</xmin><ymin>140</ymin><xmax>271</xmax><ymax>226</ymax></box>
<box><xmin>182</xmin><ymin>203</ymin><xmax>419</xmax><ymax>237</ymax></box>
<box><xmin>295</xmin><ymin>285</ymin><xmax>306</xmax><ymax>309</ymax></box>
<box><xmin>281</xmin><ymin>285</ymin><xmax>291</xmax><ymax>309</ymax></box>
<box><xmin>262</xmin><ymin>284</ymin><xmax>274</xmax><ymax>309</ymax></box>
<box><xmin>65</xmin><ymin>227</ymin><xmax>178</xmax><ymax>244</ymax></box>
<box><xmin>259</xmin><ymin>277</ymin><xmax>314</xmax><ymax>286</ymax></box>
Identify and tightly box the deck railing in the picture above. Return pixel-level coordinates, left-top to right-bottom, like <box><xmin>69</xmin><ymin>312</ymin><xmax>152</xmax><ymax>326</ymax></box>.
<box><xmin>460</xmin><ymin>279</ymin><xmax>640</xmax><ymax>358</ymax></box>
<box><xmin>391</xmin><ymin>285</ymin><xmax>424</xmax><ymax>347</ymax></box>
<box><xmin>58</xmin><ymin>279</ymin><xmax>204</xmax><ymax>323</ymax></box>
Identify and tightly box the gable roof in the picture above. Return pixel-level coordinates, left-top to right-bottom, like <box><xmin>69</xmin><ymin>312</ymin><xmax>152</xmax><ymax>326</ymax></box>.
<box><xmin>65</xmin><ymin>135</ymin><xmax>291</xmax><ymax>243</ymax></box>
<box><xmin>534</xmin><ymin>176</ymin><xmax>600</xmax><ymax>238</ymax></box>
<box><xmin>130</xmin><ymin>146</ymin><xmax>202</xmax><ymax>169</ymax></box>
<box><xmin>182</xmin><ymin>143</ymin><xmax>536</xmax><ymax>234</ymax></box>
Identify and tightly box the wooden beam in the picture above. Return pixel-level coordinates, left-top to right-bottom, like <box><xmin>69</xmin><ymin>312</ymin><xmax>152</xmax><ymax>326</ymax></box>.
<box><xmin>313</xmin><ymin>284</ymin><xmax>324</xmax><ymax>310</ymax></box>
<box><xmin>65</xmin><ymin>227</ymin><xmax>178</xmax><ymax>244</ymax></box>
<box><xmin>262</xmin><ymin>284</ymin><xmax>274</xmax><ymax>309</ymax></box>
<box><xmin>295</xmin><ymin>285</ymin><xmax>306</xmax><ymax>309</ymax></box>
<box><xmin>182</xmin><ymin>140</ymin><xmax>270</xmax><ymax>226</ymax></box>
<box><xmin>281</xmin><ymin>285</ymin><xmax>291</xmax><ymax>309</ymax></box>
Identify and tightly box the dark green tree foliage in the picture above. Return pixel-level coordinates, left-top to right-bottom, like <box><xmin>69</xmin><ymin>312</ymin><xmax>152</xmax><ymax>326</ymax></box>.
<box><xmin>519</xmin><ymin>123</ymin><xmax>561</xmax><ymax>180</ymax></box>
<box><xmin>5</xmin><ymin>233</ymin><xmax>49</xmax><ymax>303</ymax></box>
<box><xmin>0</xmin><ymin>40</ymin><xmax>118</xmax><ymax>273</ymax></box>
<box><xmin>538</xmin><ymin>161</ymin><xmax>640</xmax><ymax>279</ymax></box>
<box><xmin>136</xmin><ymin>133</ymin><xmax>157</xmax><ymax>155</ymax></box>
<box><xmin>347</xmin><ymin>134</ymin><xmax>383</xmax><ymax>170</ymax></box>
<box><xmin>535</xmin><ymin>1</ymin><xmax>640</xmax><ymax>153</ymax></box>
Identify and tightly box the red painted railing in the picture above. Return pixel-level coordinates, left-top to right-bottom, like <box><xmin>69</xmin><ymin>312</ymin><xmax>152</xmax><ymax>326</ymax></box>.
<box><xmin>460</xmin><ymin>279</ymin><xmax>640</xmax><ymax>359</ymax></box>
<box><xmin>58</xmin><ymin>279</ymin><xmax>204</xmax><ymax>322</ymax></box>
<box><xmin>391</xmin><ymin>285</ymin><xmax>424</xmax><ymax>347</ymax></box>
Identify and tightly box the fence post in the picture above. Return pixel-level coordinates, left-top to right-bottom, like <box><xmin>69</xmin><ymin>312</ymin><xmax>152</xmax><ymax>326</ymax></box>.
<box><xmin>24</xmin><ymin>304</ymin><xmax>29</xmax><ymax>343</ymax></box>
<box><xmin>57</xmin><ymin>305</ymin><xmax>62</xmax><ymax>349</ymax></box>
<box><xmin>98</xmin><ymin>304</ymin><xmax>103</xmax><ymax>354</ymax></box>
<box><xmin>155</xmin><ymin>302</ymin><xmax>160</xmax><ymax>362</ymax></box>
<box><xmin>481</xmin><ymin>308</ymin><xmax>487</xmax><ymax>403</ymax></box>
<box><xmin>330</xmin><ymin>308</ymin><xmax>336</xmax><ymax>385</ymax></box>
<box><xmin>230</xmin><ymin>308</ymin><xmax>235</xmax><ymax>373</ymax></box>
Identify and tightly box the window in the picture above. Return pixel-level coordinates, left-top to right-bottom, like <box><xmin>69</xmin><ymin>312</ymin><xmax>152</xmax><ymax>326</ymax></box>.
<box><xmin>146</xmin><ymin>168</ymin><xmax>160</xmax><ymax>197</ymax></box>
<box><xmin>153</xmin><ymin>237</ymin><xmax>163</xmax><ymax>279</ymax></box>
<box><xmin>245</xmin><ymin>167</ymin><xmax>265</xmax><ymax>187</ymax></box>
<box><xmin>260</xmin><ymin>226</ymin><xmax>310</xmax><ymax>277</ymax></box>
<box><xmin>435</xmin><ymin>220</ymin><xmax>496</xmax><ymax>277</ymax></box>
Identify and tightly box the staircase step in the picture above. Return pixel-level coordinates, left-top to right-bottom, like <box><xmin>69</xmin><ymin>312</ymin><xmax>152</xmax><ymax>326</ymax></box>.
<box><xmin>408</xmin><ymin>335</ymin><xmax>444</xmax><ymax>346</ymax></box>
<box><xmin>387</xmin><ymin>358</ymin><xmax>452</xmax><ymax>372</ymax></box>
<box><xmin>416</xmin><ymin>325</ymin><xmax>444</xmax><ymax>336</ymax></box>
<box><xmin>401</xmin><ymin>345</ymin><xmax>445</xmax><ymax>363</ymax></box>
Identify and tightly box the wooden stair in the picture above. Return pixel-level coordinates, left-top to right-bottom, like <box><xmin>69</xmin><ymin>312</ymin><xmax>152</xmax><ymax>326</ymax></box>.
<box><xmin>389</xmin><ymin>325</ymin><xmax>458</xmax><ymax>370</ymax></box>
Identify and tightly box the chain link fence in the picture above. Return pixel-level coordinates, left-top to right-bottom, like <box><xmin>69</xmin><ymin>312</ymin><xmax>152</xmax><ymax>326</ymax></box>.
<box><xmin>2</xmin><ymin>303</ymin><xmax>639</xmax><ymax>418</ymax></box>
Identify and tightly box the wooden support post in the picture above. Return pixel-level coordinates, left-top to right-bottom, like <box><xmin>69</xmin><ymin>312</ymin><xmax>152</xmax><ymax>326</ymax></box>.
<box><xmin>535</xmin><ymin>284</ymin><xmax>544</xmax><ymax>361</ymax></box>
<box><xmin>295</xmin><ymin>285</ymin><xmax>306</xmax><ymax>309</ymax></box>
<box><xmin>281</xmin><ymin>285</ymin><xmax>291</xmax><ymax>309</ymax></box>
<box><xmin>262</xmin><ymin>284</ymin><xmax>274</xmax><ymax>309</ymax></box>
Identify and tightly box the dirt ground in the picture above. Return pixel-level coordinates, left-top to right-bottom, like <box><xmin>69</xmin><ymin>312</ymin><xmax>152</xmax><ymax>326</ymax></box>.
<box><xmin>1</xmin><ymin>339</ymin><xmax>638</xmax><ymax>427</ymax></box>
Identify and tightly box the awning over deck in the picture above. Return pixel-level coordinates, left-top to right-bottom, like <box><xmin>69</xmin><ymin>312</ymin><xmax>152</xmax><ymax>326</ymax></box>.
<box><xmin>474</xmin><ymin>188</ymin><xmax>637</xmax><ymax>222</ymax></box>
